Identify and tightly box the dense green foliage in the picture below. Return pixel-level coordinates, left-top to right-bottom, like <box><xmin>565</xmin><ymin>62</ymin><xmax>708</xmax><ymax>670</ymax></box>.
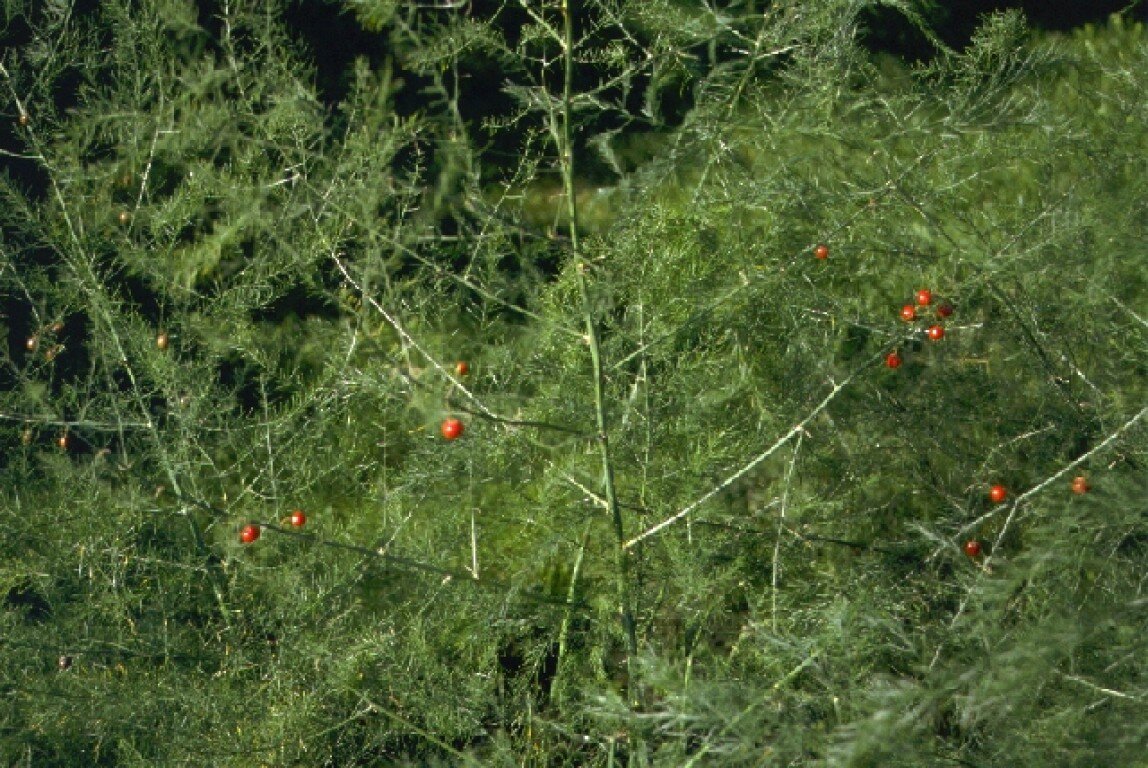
<box><xmin>2</xmin><ymin>1</ymin><xmax>1145</xmax><ymax>765</ymax></box>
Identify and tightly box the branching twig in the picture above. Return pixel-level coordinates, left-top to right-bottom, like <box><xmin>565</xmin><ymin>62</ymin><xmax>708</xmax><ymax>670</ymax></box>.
<box><xmin>625</xmin><ymin>366</ymin><xmax>863</xmax><ymax>550</ymax></box>
<box><xmin>331</xmin><ymin>252</ymin><xmax>503</xmax><ymax>421</ymax></box>
<box><xmin>956</xmin><ymin>405</ymin><xmax>1147</xmax><ymax>539</ymax></box>
<box><xmin>0</xmin><ymin>411</ymin><xmax>152</xmax><ymax>430</ymax></box>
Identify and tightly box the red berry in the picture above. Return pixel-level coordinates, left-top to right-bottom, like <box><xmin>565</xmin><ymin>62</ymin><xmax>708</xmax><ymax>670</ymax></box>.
<box><xmin>455</xmin><ymin>360</ymin><xmax>469</xmax><ymax>376</ymax></box>
<box><xmin>915</xmin><ymin>289</ymin><xmax>933</xmax><ymax>306</ymax></box>
<box><xmin>884</xmin><ymin>352</ymin><xmax>902</xmax><ymax>369</ymax></box>
<box><xmin>240</xmin><ymin>524</ymin><xmax>261</xmax><ymax>544</ymax></box>
<box><xmin>989</xmin><ymin>484</ymin><xmax>1007</xmax><ymax>504</ymax></box>
<box><xmin>963</xmin><ymin>539</ymin><xmax>982</xmax><ymax>557</ymax></box>
<box><xmin>441</xmin><ymin>417</ymin><xmax>464</xmax><ymax>440</ymax></box>
<box><xmin>1071</xmin><ymin>476</ymin><xmax>1090</xmax><ymax>495</ymax></box>
<box><xmin>900</xmin><ymin>305</ymin><xmax>917</xmax><ymax>322</ymax></box>
<box><xmin>926</xmin><ymin>325</ymin><xmax>945</xmax><ymax>341</ymax></box>
<box><xmin>813</xmin><ymin>244</ymin><xmax>829</xmax><ymax>260</ymax></box>
<box><xmin>937</xmin><ymin>303</ymin><xmax>954</xmax><ymax>318</ymax></box>
<box><xmin>290</xmin><ymin>509</ymin><xmax>307</xmax><ymax>527</ymax></box>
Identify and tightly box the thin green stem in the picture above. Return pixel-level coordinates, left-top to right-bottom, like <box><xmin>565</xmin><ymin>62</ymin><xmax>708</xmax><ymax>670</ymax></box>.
<box><xmin>559</xmin><ymin>0</ymin><xmax>642</xmax><ymax>717</ymax></box>
<box><xmin>554</xmin><ymin>518</ymin><xmax>591</xmax><ymax>704</ymax></box>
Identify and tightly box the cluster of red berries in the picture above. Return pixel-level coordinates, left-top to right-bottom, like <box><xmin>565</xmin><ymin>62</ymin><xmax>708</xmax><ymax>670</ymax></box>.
<box><xmin>886</xmin><ymin>288</ymin><xmax>955</xmax><ymax>368</ymax></box>
<box><xmin>239</xmin><ymin>509</ymin><xmax>308</xmax><ymax>544</ymax></box>
<box><xmin>437</xmin><ymin>360</ymin><xmax>470</xmax><ymax>441</ymax></box>
<box><xmin>900</xmin><ymin>288</ymin><xmax>953</xmax><ymax>336</ymax></box>
<box><xmin>963</xmin><ymin>485</ymin><xmax>1009</xmax><ymax>556</ymax></box>
<box><xmin>963</xmin><ymin>477</ymin><xmax>1092</xmax><ymax>559</ymax></box>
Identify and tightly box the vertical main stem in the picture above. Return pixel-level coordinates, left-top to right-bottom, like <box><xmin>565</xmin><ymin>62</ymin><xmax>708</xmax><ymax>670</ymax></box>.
<box><xmin>559</xmin><ymin>0</ymin><xmax>641</xmax><ymax>710</ymax></box>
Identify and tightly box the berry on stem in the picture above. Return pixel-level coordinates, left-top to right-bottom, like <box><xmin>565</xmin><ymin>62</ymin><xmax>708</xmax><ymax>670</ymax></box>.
<box><xmin>441</xmin><ymin>417</ymin><xmax>464</xmax><ymax>440</ymax></box>
<box><xmin>240</xmin><ymin>524</ymin><xmax>261</xmax><ymax>544</ymax></box>
<box><xmin>455</xmin><ymin>360</ymin><xmax>469</xmax><ymax>376</ymax></box>
<box><xmin>290</xmin><ymin>509</ymin><xmax>307</xmax><ymax>527</ymax></box>
<box><xmin>118</xmin><ymin>211</ymin><xmax>131</xmax><ymax>225</ymax></box>
<box><xmin>900</xmin><ymin>305</ymin><xmax>917</xmax><ymax>322</ymax></box>
<box><xmin>17</xmin><ymin>112</ymin><xmax>29</xmax><ymax>127</ymax></box>
<box><xmin>56</xmin><ymin>433</ymin><xmax>69</xmax><ymax>450</ymax></box>
<box><xmin>156</xmin><ymin>332</ymin><xmax>169</xmax><ymax>351</ymax></box>
<box><xmin>989</xmin><ymin>484</ymin><xmax>1007</xmax><ymax>504</ymax></box>
<box><xmin>813</xmin><ymin>244</ymin><xmax>829</xmax><ymax>260</ymax></box>
<box><xmin>25</xmin><ymin>335</ymin><xmax>38</xmax><ymax>352</ymax></box>
<box><xmin>926</xmin><ymin>325</ymin><xmax>945</xmax><ymax>341</ymax></box>
<box><xmin>884</xmin><ymin>351</ymin><xmax>902</xmax><ymax>369</ymax></box>
<box><xmin>1071</xmin><ymin>476</ymin><xmax>1090</xmax><ymax>495</ymax></box>
<box><xmin>963</xmin><ymin>539</ymin><xmax>982</xmax><ymax>557</ymax></box>
<box><xmin>915</xmin><ymin>289</ymin><xmax>933</xmax><ymax>306</ymax></box>
<box><xmin>937</xmin><ymin>303</ymin><xmax>954</xmax><ymax>318</ymax></box>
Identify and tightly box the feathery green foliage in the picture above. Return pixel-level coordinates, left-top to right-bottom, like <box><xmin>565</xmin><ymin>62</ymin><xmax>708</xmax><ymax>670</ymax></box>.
<box><xmin>2</xmin><ymin>1</ymin><xmax>1145</xmax><ymax>765</ymax></box>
